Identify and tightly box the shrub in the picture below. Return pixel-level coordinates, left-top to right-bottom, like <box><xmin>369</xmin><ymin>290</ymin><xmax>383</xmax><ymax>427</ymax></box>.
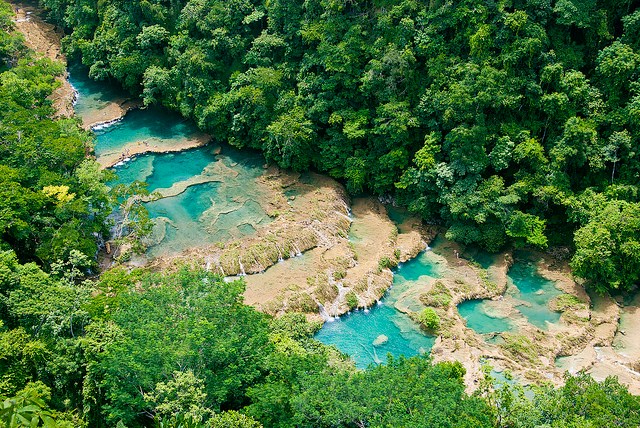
<box><xmin>418</xmin><ymin>308</ymin><xmax>440</xmax><ymax>331</ymax></box>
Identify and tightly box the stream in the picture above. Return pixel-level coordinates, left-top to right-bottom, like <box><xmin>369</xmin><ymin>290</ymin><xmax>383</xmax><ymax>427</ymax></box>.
<box><xmin>71</xmin><ymin>66</ymin><xmax>272</xmax><ymax>259</ymax></box>
<box><xmin>315</xmin><ymin>250</ymin><xmax>441</xmax><ymax>368</ymax></box>
<box><xmin>71</xmin><ymin>66</ymin><xmax>616</xmax><ymax>378</ymax></box>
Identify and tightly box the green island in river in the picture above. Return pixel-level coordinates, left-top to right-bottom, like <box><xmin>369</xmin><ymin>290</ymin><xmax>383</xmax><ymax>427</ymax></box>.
<box><xmin>2</xmin><ymin>0</ymin><xmax>640</xmax><ymax>426</ymax></box>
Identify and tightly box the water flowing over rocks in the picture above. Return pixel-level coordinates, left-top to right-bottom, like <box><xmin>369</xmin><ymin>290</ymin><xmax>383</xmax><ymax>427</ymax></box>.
<box><xmin>17</xmin><ymin>0</ymin><xmax>640</xmax><ymax>394</ymax></box>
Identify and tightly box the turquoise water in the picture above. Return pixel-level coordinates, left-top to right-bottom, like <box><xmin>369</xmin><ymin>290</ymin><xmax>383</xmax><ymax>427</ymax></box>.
<box><xmin>458</xmin><ymin>257</ymin><xmax>561</xmax><ymax>336</ymax></box>
<box><xmin>68</xmin><ymin>64</ymin><xmax>127</xmax><ymax>122</ymax></box>
<box><xmin>395</xmin><ymin>250</ymin><xmax>441</xmax><ymax>282</ymax></box>
<box><xmin>113</xmin><ymin>148</ymin><xmax>217</xmax><ymax>191</ymax></box>
<box><xmin>93</xmin><ymin>108</ymin><xmax>201</xmax><ymax>159</ymax></box>
<box><xmin>70</xmin><ymin>66</ymin><xmax>270</xmax><ymax>257</ymax></box>
<box><xmin>458</xmin><ymin>300</ymin><xmax>514</xmax><ymax>334</ymax></box>
<box><xmin>507</xmin><ymin>260</ymin><xmax>561</xmax><ymax>329</ymax></box>
<box><xmin>385</xmin><ymin>205</ymin><xmax>413</xmax><ymax>233</ymax></box>
<box><xmin>315</xmin><ymin>251</ymin><xmax>439</xmax><ymax>368</ymax></box>
<box><xmin>112</xmin><ymin>145</ymin><xmax>270</xmax><ymax>257</ymax></box>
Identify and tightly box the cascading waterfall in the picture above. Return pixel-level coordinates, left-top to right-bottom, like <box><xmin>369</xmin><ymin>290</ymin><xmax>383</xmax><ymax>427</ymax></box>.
<box><xmin>317</xmin><ymin>303</ymin><xmax>335</xmax><ymax>322</ymax></box>
<box><xmin>334</xmin><ymin>210</ymin><xmax>353</xmax><ymax>223</ymax></box>
<box><xmin>238</xmin><ymin>257</ymin><xmax>246</xmax><ymax>276</ymax></box>
<box><xmin>292</xmin><ymin>242</ymin><xmax>302</xmax><ymax>257</ymax></box>
<box><xmin>315</xmin><ymin>245</ymin><xmax>439</xmax><ymax>368</ymax></box>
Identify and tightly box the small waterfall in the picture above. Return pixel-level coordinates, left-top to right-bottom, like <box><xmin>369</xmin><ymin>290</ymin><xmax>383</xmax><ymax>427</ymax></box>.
<box><xmin>327</xmin><ymin>282</ymin><xmax>349</xmax><ymax>316</ymax></box>
<box><xmin>312</xmin><ymin>228</ymin><xmax>332</xmax><ymax>247</ymax></box>
<box><xmin>91</xmin><ymin>117</ymin><xmax>123</xmax><ymax>131</ymax></box>
<box><xmin>318</xmin><ymin>303</ymin><xmax>335</xmax><ymax>322</ymax></box>
<box><xmin>218</xmin><ymin>265</ymin><xmax>225</xmax><ymax>276</ymax></box>
<box><xmin>334</xmin><ymin>210</ymin><xmax>353</xmax><ymax>223</ymax></box>
<box><xmin>364</xmin><ymin>306</ymin><xmax>370</xmax><ymax>313</ymax></box>
<box><xmin>252</xmin><ymin>256</ymin><xmax>265</xmax><ymax>273</ymax></box>
<box><xmin>205</xmin><ymin>260</ymin><xmax>211</xmax><ymax>271</ymax></box>
<box><xmin>274</xmin><ymin>243</ymin><xmax>284</xmax><ymax>262</ymax></box>
<box><xmin>69</xmin><ymin>82</ymin><xmax>79</xmax><ymax>106</ymax></box>
<box><xmin>376</xmin><ymin>299</ymin><xmax>382</xmax><ymax>306</ymax></box>
<box><xmin>292</xmin><ymin>242</ymin><xmax>302</xmax><ymax>257</ymax></box>
<box><xmin>238</xmin><ymin>257</ymin><xmax>246</xmax><ymax>276</ymax></box>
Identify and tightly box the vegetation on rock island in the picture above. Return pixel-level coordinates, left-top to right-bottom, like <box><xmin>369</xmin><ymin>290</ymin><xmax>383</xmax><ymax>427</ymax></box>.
<box><xmin>2</xmin><ymin>0</ymin><xmax>640</xmax><ymax>427</ymax></box>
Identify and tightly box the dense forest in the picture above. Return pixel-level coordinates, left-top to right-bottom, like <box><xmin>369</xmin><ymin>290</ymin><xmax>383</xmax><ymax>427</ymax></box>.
<box><xmin>38</xmin><ymin>0</ymin><xmax>640</xmax><ymax>293</ymax></box>
<box><xmin>2</xmin><ymin>0</ymin><xmax>640</xmax><ymax>426</ymax></box>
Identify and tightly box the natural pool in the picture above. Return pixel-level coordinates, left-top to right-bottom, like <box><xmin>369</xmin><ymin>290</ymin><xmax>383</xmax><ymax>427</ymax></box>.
<box><xmin>93</xmin><ymin>107</ymin><xmax>203</xmax><ymax>160</ymax></box>
<box><xmin>458</xmin><ymin>256</ymin><xmax>562</xmax><ymax>337</ymax></box>
<box><xmin>458</xmin><ymin>299</ymin><xmax>514</xmax><ymax>335</ymax></box>
<box><xmin>506</xmin><ymin>259</ymin><xmax>561</xmax><ymax>329</ymax></box>
<box><xmin>71</xmin><ymin>66</ymin><xmax>271</xmax><ymax>257</ymax></box>
<box><xmin>111</xmin><ymin>144</ymin><xmax>271</xmax><ymax>258</ymax></box>
<box><xmin>315</xmin><ymin>250</ymin><xmax>440</xmax><ymax>368</ymax></box>
<box><xmin>68</xmin><ymin>64</ymin><xmax>127</xmax><ymax>123</ymax></box>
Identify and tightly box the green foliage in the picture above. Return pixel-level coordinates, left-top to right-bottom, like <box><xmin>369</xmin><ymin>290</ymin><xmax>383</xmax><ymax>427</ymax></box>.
<box><xmin>144</xmin><ymin>371</ymin><xmax>209</xmax><ymax>423</ymax></box>
<box><xmin>42</xmin><ymin>0</ymin><xmax>640</xmax><ymax>268</ymax></box>
<box><xmin>570</xmin><ymin>199</ymin><xmax>640</xmax><ymax>293</ymax></box>
<box><xmin>208</xmin><ymin>411</ymin><xmax>262</xmax><ymax>428</ymax></box>
<box><xmin>500</xmin><ymin>333</ymin><xmax>539</xmax><ymax>364</ymax></box>
<box><xmin>551</xmin><ymin>294</ymin><xmax>585</xmax><ymax>312</ymax></box>
<box><xmin>377</xmin><ymin>256</ymin><xmax>395</xmax><ymax>270</ymax></box>
<box><xmin>492</xmin><ymin>372</ymin><xmax>640</xmax><ymax>428</ymax></box>
<box><xmin>0</xmin><ymin>382</ymin><xmax>75</xmax><ymax>427</ymax></box>
<box><xmin>0</xmin><ymin>15</ymin><xmax>109</xmax><ymax>268</ymax></box>
<box><xmin>420</xmin><ymin>281</ymin><xmax>452</xmax><ymax>308</ymax></box>
<box><xmin>345</xmin><ymin>291</ymin><xmax>358</xmax><ymax>310</ymax></box>
<box><xmin>289</xmin><ymin>356</ymin><xmax>492</xmax><ymax>427</ymax></box>
<box><xmin>4</xmin><ymin>1</ymin><xmax>640</xmax><ymax>427</ymax></box>
<box><xmin>86</xmin><ymin>267</ymin><xmax>272</xmax><ymax>426</ymax></box>
<box><xmin>417</xmin><ymin>307</ymin><xmax>441</xmax><ymax>331</ymax></box>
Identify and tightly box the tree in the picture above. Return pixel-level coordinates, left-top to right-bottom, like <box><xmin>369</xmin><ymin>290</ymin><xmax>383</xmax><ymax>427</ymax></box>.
<box><xmin>491</xmin><ymin>372</ymin><xmax>640</xmax><ymax>427</ymax></box>
<box><xmin>0</xmin><ymin>382</ymin><xmax>75</xmax><ymax>428</ymax></box>
<box><xmin>145</xmin><ymin>371</ymin><xmax>209</xmax><ymax>422</ymax></box>
<box><xmin>571</xmin><ymin>199</ymin><xmax>640</xmax><ymax>293</ymax></box>
<box><xmin>86</xmin><ymin>267</ymin><xmax>272</xmax><ymax>427</ymax></box>
<box><xmin>289</xmin><ymin>357</ymin><xmax>494</xmax><ymax>427</ymax></box>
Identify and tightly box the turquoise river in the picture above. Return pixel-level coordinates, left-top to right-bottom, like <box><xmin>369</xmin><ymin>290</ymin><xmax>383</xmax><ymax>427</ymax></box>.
<box><xmin>72</xmin><ymin>67</ymin><xmax>566</xmax><ymax>369</ymax></box>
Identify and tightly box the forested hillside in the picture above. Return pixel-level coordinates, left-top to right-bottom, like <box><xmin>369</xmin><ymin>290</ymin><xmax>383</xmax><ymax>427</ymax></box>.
<box><xmin>39</xmin><ymin>0</ymin><xmax>640</xmax><ymax>292</ymax></box>
<box><xmin>2</xmin><ymin>1</ymin><xmax>640</xmax><ymax>426</ymax></box>
<box><xmin>0</xmin><ymin>0</ymin><xmax>109</xmax><ymax>268</ymax></box>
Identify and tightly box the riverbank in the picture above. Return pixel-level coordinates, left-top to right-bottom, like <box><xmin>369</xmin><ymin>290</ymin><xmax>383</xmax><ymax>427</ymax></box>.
<box><xmin>81</xmin><ymin>99</ymin><xmax>141</xmax><ymax>131</ymax></box>
<box><xmin>10</xmin><ymin>1</ymin><xmax>131</xmax><ymax>125</ymax></box>
<box><xmin>15</xmin><ymin>0</ymin><xmax>640</xmax><ymax>395</ymax></box>
<box><xmin>97</xmin><ymin>132</ymin><xmax>212</xmax><ymax>168</ymax></box>
<box><xmin>10</xmin><ymin>3</ymin><xmax>206</xmax><ymax>166</ymax></box>
<box><xmin>244</xmin><ymin>197</ymin><xmax>433</xmax><ymax>318</ymax></box>
<box><xmin>146</xmin><ymin>167</ymin><xmax>434</xmax><ymax>320</ymax></box>
<box><xmin>11</xmin><ymin>1</ymin><xmax>74</xmax><ymax>117</ymax></box>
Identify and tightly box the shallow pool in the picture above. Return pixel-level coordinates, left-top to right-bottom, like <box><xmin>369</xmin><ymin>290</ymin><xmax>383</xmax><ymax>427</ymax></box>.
<box><xmin>315</xmin><ymin>250</ymin><xmax>440</xmax><ymax>368</ymax></box>
<box><xmin>458</xmin><ymin>299</ymin><xmax>514</xmax><ymax>334</ymax></box>
<box><xmin>507</xmin><ymin>260</ymin><xmax>561</xmax><ymax>329</ymax></box>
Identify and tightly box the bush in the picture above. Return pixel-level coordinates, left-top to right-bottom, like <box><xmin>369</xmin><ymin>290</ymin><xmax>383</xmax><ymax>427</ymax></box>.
<box><xmin>420</xmin><ymin>281</ymin><xmax>452</xmax><ymax>308</ymax></box>
<box><xmin>418</xmin><ymin>308</ymin><xmax>440</xmax><ymax>331</ymax></box>
<box><xmin>346</xmin><ymin>291</ymin><xmax>358</xmax><ymax>310</ymax></box>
